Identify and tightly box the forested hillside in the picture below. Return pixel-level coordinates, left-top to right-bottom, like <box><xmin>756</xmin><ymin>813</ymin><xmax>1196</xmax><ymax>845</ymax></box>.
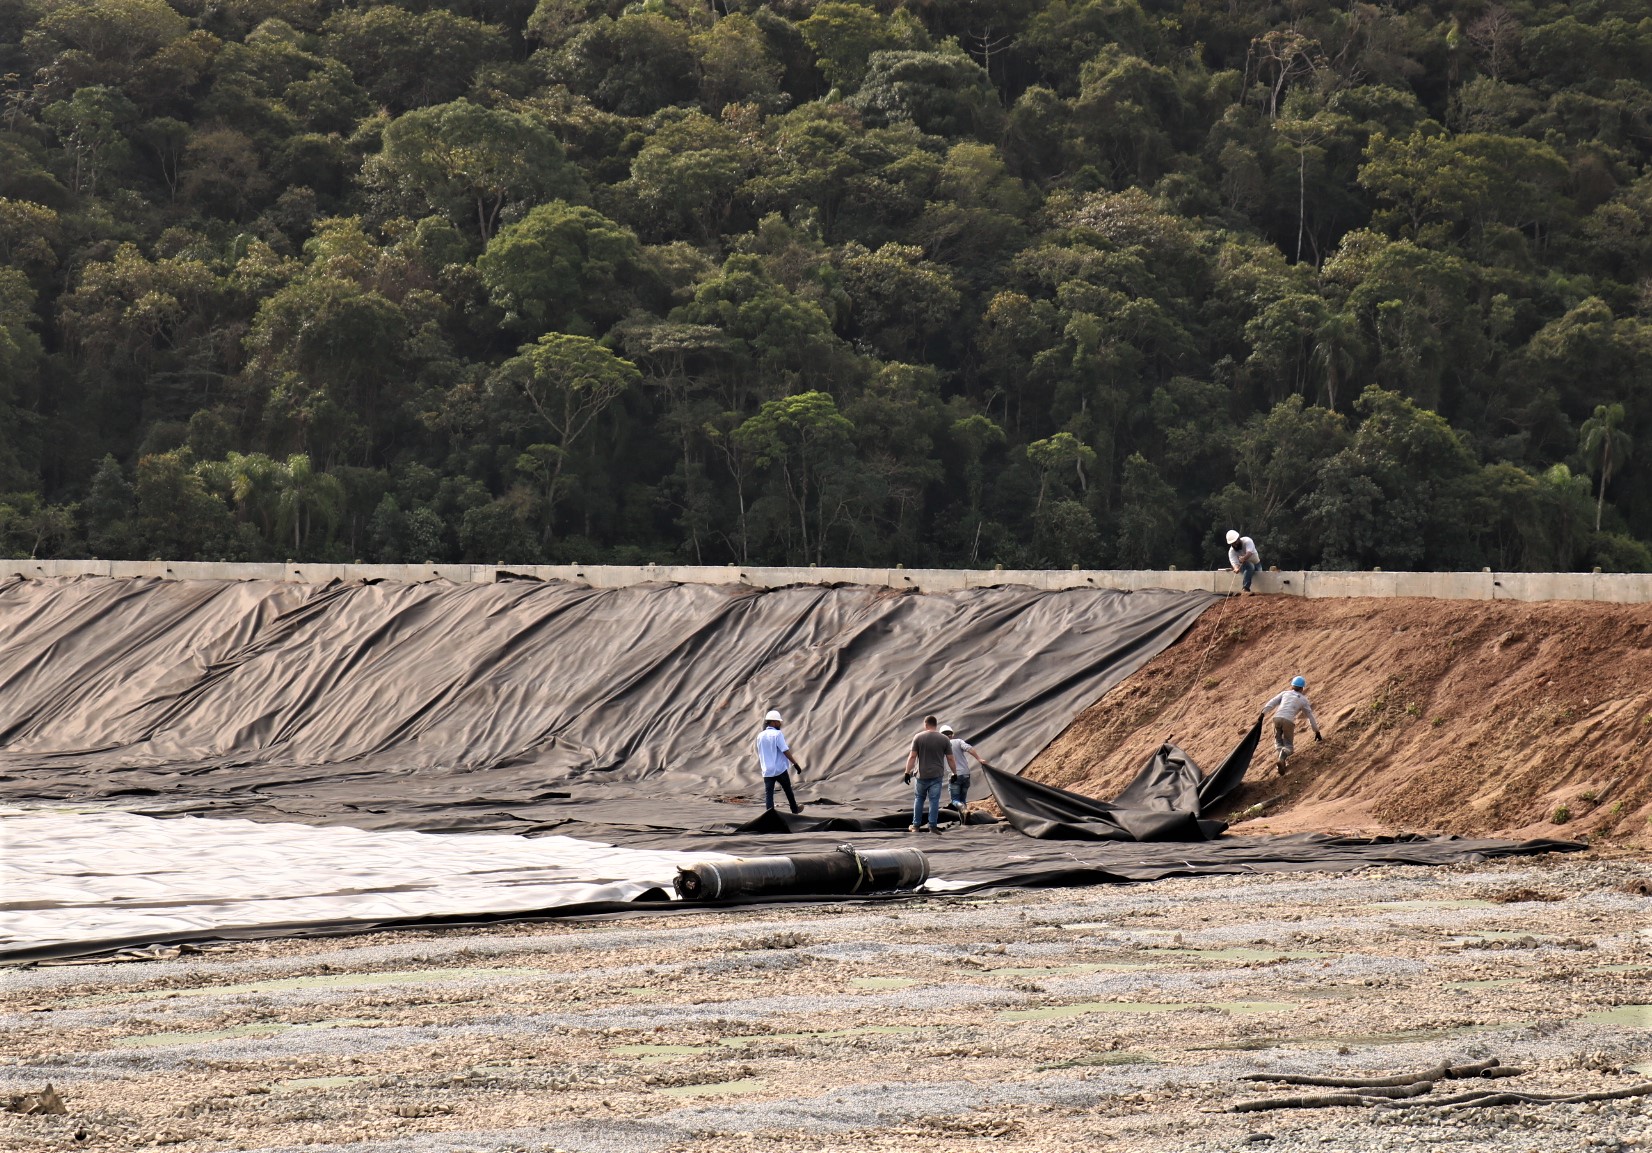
<box><xmin>1</xmin><ymin>0</ymin><xmax>1650</xmax><ymax>570</ymax></box>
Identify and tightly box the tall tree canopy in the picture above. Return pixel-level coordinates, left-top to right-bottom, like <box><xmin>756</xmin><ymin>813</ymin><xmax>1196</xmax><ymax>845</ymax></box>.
<box><xmin>1</xmin><ymin>0</ymin><xmax>1650</xmax><ymax>572</ymax></box>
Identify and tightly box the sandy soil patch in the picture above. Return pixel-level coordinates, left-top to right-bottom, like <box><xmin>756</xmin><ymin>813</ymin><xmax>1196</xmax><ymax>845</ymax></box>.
<box><xmin>1025</xmin><ymin>597</ymin><xmax>1652</xmax><ymax>847</ymax></box>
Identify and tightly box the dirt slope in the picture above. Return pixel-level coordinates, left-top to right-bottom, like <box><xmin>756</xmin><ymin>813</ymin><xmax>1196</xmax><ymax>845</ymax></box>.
<box><xmin>1025</xmin><ymin>596</ymin><xmax>1652</xmax><ymax>848</ymax></box>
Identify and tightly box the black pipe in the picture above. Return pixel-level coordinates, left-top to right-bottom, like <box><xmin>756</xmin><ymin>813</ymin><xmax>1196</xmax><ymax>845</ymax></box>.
<box><xmin>674</xmin><ymin>845</ymin><xmax>929</xmax><ymax>901</ymax></box>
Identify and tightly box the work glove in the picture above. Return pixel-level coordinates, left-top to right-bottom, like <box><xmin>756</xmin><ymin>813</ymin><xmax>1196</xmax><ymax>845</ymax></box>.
<box><xmin>949</xmin><ymin>773</ymin><xmax>957</xmax><ymax>782</ymax></box>
<box><xmin>902</xmin><ymin>773</ymin><xmax>912</xmax><ymax>785</ymax></box>
<box><xmin>1314</xmin><ymin>731</ymin><xmax>1323</xmax><ymax>742</ymax></box>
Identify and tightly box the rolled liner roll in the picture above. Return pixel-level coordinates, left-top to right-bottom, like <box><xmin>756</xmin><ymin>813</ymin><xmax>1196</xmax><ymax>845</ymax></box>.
<box><xmin>674</xmin><ymin>844</ymin><xmax>928</xmax><ymax>900</ymax></box>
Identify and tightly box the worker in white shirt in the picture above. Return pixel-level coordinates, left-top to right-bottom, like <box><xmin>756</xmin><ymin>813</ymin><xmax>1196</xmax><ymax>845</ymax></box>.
<box><xmin>1261</xmin><ymin>676</ymin><xmax>1322</xmax><ymax>772</ymax></box>
<box><xmin>756</xmin><ymin>709</ymin><xmax>806</xmax><ymax>812</ymax></box>
<box><xmin>938</xmin><ymin>722</ymin><xmax>991</xmax><ymax>812</ymax></box>
<box><xmin>1226</xmin><ymin>529</ymin><xmax>1261</xmax><ymax>594</ymax></box>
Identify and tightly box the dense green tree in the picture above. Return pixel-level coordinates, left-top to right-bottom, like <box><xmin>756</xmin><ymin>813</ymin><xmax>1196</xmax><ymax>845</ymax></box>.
<box><xmin>735</xmin><ymin>390</ymin><xmax>856</xmax><ymax>564</ymax></box>
<box><xmin>851</xmin><ymin>47</ymin><xmax>1000</xmax><ymax>139</ymax></box>
<box><xmin>0</xmin><ymin>492</ymin><xmax>78</xmax><ymax>559</ymax></box>
<box><xmin>543</xmin><ymin>13</ymin><xmax>698</xmax><ymax>117</ymax></box>
<box><xmin>1114</xmin><ymin>452</ymin><xmax>1179</xmax><ymax>569</ymax></box>
<box><xmin>366</xmin><ymin>100</ymin><xmax>580</xmax><ymax>241</ymax></box>
<box><xmin>273</xmin><ymin>452</ymin><xmax>345</xmax><ymax>554</ymax></box>
<box><xmin>488</xmin><ymin>333</ymin><xmax>640</xmax><ymax>542</ymax></box>
<box><xmin>478</xmin><ymin>200</ymin><xmax>647</xmax><ymax>334</ymax></box>
<box><xmin>694</xmin><ymin>14</ymin><xmax>785</xmax><ymax>113</ymax></box>
<box><xmin>322</xmin><ymin>6</ymin><xmax>506</xmax><ymax>111</ymax></box>
<box><xmin>798</xmin><ymin>2</ymin><xmax>926</xmax><ymax>91</ymax></box>
<box><xmin>132</xmin><ymin>448</ymin><xmax>237</xmax><ymax>558</ymax></box>
<box><xmin>43</xmin><ymin>86</ymin><xmax>136</xmax><ymax>195</ymax></box>
<box><xmin>626</xmin><ymin>111</ymin><xmax>747</xmax><ymax>242</ymax></box>
<box><xmin>836</xmin><ymin>241</ymin><xmax>960</xmax><ymax>360</ymax></box>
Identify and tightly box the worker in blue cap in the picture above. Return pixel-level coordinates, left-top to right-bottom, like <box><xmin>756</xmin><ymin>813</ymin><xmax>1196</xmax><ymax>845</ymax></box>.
<box><xmin>1261</xmin><ymin>676</ymin><xmax>1322</xmax><ymax>772</ymax></box>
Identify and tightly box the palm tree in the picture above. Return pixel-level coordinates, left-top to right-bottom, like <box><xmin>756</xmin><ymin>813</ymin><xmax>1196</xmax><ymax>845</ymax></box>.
<box><xmin>1310</xmin><ymin>311</ymin><xmax>1359</xmax><ymax>411</ymax></box>
<box><xmin>198</xmin><ymin>452</ymin><xmax>283</xmax><ymax>539</ymax></box>
<box><xmin>1578</xmin><ymin>403</ymin><xmax>1632</xmax><ymax>532</ymax></box>
<box><xmin>274</xmin><ymin>454</ymin><xmax>345</xmax><ymax>556</ymax></box>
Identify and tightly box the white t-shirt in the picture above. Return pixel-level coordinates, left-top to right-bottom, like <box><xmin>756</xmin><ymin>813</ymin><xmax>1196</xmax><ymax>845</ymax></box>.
<box><xmin>948</xmin><ymin>738</ymin><xmax>974</xmax><ymax>775</ymax></box>
<box><xmin>757</xmin><ymin>727</ymin><xmax>791</xmax><ymax>777</ymax></box>
<box><xmin>1228</xmin><ymin>536</ymin><xmax>1260</xmax><ymax>567</ymax></box>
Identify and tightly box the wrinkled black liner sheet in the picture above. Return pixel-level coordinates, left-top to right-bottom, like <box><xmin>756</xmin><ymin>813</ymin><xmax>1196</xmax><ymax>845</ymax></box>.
<box><xmin>0</xmin><ymin>575</ymin><xmax>1214</xmax><ymax>826</ymax></box>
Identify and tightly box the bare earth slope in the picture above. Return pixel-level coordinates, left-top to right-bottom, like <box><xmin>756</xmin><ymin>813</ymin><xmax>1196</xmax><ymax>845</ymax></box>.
<box><xmin>1025</xmin><ymin>596</ymin><xmax>1652</xmax><ymax>848</ymax></box>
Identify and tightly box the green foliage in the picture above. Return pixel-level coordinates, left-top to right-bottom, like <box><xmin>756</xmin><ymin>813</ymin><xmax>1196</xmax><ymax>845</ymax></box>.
<box><xmin>1579</xmin><ymin>403</ymin><xmax>1632</xmax><ymax>532</ymax></box>
<box><xmin>321</xmin><ymin>6</ymin><xmax>505</xmax><ymax>111</ymax></box>
<box><xmin>0</xmin><ymin>0</ymin><xmax>1649</xmax><ymax>570</ymax></box>
<box><xmin>479</xmin><ymin>201</ymin><xmax>647</xmax><ymax>334</ymax></box>
<box><xmin>735</xmin><ymin>390</ymin><xmax>855</xmax><ymax>564</ymax></box>
<box><xmin>798</xmin><ymin>2</ymin><xmax>926</xmax><ymax>91</ymax></box>
<box><xmin>367</xmin><ymin>100</ymin><xmax>579</xmax><ymax>240</ymax></box>
<box><xmin>544</xmin><ymin>13</ymin><xmax>698</xmax><ymax>117</ymax></box>
<box><xmin>489</xmin><ymin>333</ymin><xmax>640</xmax><ymax>542</ymax></box>
<box><xmin>851</xmin><ymin>47</ymin><xmax>1000</xmax><ymax>139</ymax></box>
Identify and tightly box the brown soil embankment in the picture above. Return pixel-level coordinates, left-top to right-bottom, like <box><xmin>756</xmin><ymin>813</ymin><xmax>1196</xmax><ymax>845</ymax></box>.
<box><xmin>1026</xmin><ymin>597</ymin><xmax>1652</xmax><ymax>847</ymax></box>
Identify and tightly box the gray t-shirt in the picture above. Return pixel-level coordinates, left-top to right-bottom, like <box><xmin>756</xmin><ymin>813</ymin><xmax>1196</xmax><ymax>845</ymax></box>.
<box><xmin>910</xmin><ymin>730</ymin><xmax>952</xmax><ymax>780</ymax></box>
<box><xmin>949</xmin><ymin>737</ymin><xmax>974</xmax><ymax>776</ymax></box>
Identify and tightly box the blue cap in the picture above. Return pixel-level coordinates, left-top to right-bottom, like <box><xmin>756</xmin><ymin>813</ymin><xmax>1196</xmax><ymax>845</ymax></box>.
<box><xmin>1291</xmin><ymin>676</ymin><xmax>1306</xmax><ymax>690</ymax></box>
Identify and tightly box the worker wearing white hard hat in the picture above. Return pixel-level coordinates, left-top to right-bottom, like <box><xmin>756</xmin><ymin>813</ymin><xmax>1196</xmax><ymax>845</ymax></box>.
<box><xmin>757</xmin><ymin>708</ymin><xmax>806</xmax><ymax>813</ymax></box>
<box><xmin>939</xmin><ymin>722</ymin><xmax>992</xmax><ymax>813</ymax></box>
<box><xmin>1225</xmin><ymin>529</ymin><xmax>1261</xmax><ymax>595</ymax></box>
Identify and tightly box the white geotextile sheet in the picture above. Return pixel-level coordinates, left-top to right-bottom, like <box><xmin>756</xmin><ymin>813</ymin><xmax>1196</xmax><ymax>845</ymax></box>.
<box><xmin>0</xmin><ymin>807</ymin><xmax>733</xmax><ymax>954</ymax></box>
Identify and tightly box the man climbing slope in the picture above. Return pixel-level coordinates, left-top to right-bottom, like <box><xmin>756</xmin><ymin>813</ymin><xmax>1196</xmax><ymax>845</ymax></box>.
<box><xmin>1261</xmin><ymin>676</ymin><xmax>1322</xmax><ymax>772</ymax></box>
<box><xmin>1226</xmin><ymin>529</ymin><xmax>1262</xmax><ymax>594</ymax></box>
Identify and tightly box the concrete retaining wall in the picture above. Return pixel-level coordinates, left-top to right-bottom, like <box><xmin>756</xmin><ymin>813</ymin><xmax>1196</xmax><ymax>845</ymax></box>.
<box><xmin>1</xmin><ymin>559</ymin><xmax>1649</xmax><ymax>602</ymax></box>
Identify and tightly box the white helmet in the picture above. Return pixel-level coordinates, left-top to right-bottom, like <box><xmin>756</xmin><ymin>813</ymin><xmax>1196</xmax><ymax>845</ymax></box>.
<box><xmin>764</xmin><ymin>709</ymin><xmax>782</xmax><ymax>722</ymax></box>
<box><xmin>939</xmin><ymin>722</ymin><xmax>955</xmax><ymax>735</ymax></box>
<box><xmin>1225</xmin><ymin>529</ymin><xmax>1241</xmax><ymax>545</ymax></box>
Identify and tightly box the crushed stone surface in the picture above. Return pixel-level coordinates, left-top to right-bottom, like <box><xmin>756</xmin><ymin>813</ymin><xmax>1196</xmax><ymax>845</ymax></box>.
<box><xmin>3</xmin><ymin>855</ymin><xmax>1649</xmax><ymax>1152</ymax></box>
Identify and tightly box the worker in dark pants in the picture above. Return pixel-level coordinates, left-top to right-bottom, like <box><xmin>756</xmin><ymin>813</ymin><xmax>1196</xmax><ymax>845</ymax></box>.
<box><xmin>757</xmin><ymin>709</ymin><xmax>805</xmax><ymax>812</ymax></box>
<box><xmin>1262</xmin><ymin>676</ymin><xmax>1322</xmax><ymax>772</ymax></box>
<box><xmin>1226</xmin><ymin>529</ymin><xmax>1261</xmax><ymax>594</ymax></box>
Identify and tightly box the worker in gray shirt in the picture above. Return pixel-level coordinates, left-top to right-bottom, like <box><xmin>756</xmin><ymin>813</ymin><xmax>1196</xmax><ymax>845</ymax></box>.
<box><xmin>903</xmin><ymin>715</ymin><xmax>957</xmax><ymax>833</ymax></box>
<box><xmin>1262</xmin><ymin>676</ymin><xmax>1322</xmax><ymax>771</ymax></box>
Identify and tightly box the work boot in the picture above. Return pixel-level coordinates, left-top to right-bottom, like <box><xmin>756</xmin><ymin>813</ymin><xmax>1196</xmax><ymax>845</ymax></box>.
<box><xmin>908</xmin><ymin>824</ymin><xmax>921</xmax><ymax>833</ymax></box>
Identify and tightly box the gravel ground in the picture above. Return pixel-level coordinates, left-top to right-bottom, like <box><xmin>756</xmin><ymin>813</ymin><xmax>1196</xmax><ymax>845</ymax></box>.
<box><xmin>3</xmin><ymin>855</ymin><xmax>1649</xmax><ymax>1153</ymax></box>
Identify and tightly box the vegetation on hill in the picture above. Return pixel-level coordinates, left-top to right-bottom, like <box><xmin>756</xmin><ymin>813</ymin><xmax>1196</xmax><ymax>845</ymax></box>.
<box><xmin>1</xmin><ymin>0</ymin><xmax>1649</xmax><ymax>570</ymax></box>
